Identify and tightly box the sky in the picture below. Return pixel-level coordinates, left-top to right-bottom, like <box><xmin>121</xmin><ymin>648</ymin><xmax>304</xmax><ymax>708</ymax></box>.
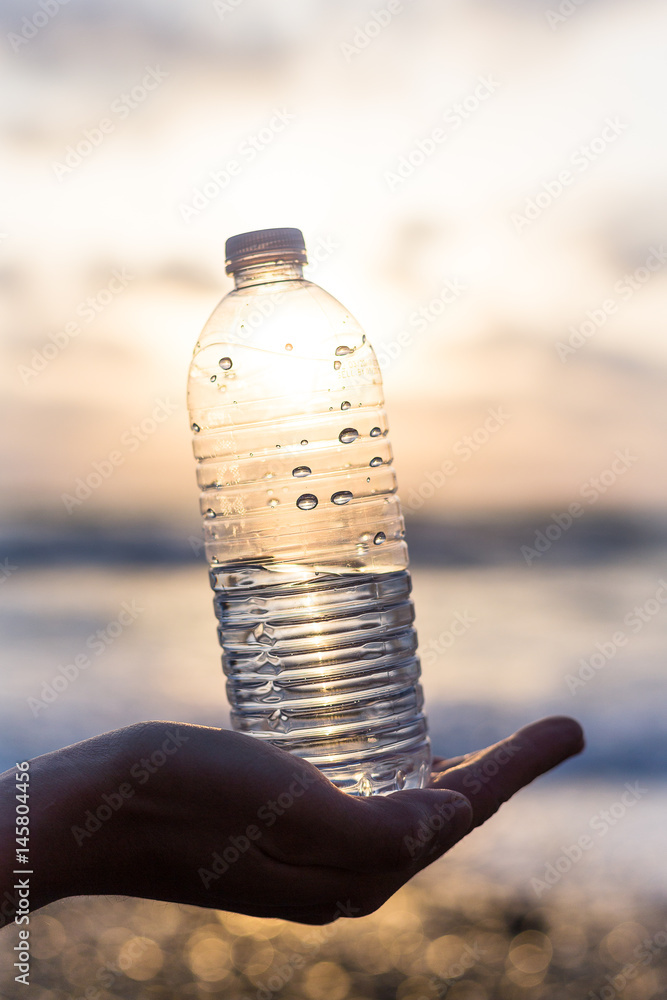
<box><xmin>1</xmin><ymin>0</ymin><xmax>666</xmax><ymax>537</ymax></box>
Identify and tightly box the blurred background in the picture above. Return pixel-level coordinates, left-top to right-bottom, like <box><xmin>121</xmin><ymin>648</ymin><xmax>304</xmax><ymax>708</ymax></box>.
<box><xmin>1</xmin><ymin>0</ymin><xmax>667</xmax><ymax>996</ymax></box>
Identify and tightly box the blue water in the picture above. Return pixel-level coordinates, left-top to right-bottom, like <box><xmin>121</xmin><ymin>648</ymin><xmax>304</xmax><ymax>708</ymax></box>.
<box><xmin>3</xmin><ymin>551</ymin><xmax>666</xmax><ymax>896</ymax></box>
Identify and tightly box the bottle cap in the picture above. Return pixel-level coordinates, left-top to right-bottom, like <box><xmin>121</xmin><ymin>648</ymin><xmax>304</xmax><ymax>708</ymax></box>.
<box><xmin>225</xmin><ymin>228</ymin><xmax>307</xmax><ymax>274</ymax></box>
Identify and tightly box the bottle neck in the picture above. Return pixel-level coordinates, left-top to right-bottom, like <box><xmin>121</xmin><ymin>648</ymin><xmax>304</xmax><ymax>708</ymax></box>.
<box><xmin>232</xmin><ymin>261</ymin><xmax>304</xmax><ymax>289</ymax></box>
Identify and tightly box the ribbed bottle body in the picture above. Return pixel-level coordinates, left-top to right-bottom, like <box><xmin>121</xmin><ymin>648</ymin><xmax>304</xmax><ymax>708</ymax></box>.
<box><xmin>188</xmin><ymin>271</ymin><xmax>430</xmax><ymax>794</ymax></box>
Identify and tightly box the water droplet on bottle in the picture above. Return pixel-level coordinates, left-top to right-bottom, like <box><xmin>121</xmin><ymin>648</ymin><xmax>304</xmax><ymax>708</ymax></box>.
<box><xmin>191</xmin><ymin>422</ymin><xmax>201</xmax><ymax>433</ymax></box>
<box><xmin>373</xmin><ymin>531</ymin><xmax>386</xmax><ymax>545</ymax></box>
<box><xmin>333</xmin><ymin>360</ymin><xmax>342</xmax><ymax>371</ymax></box>
<box><xmin>341</xmin><ymin>401</ymin><xmax>351</xmax><ymax>410</ymax></box>
<box><xmin>369</xmin><ymin>456</ymin><xmax>383</xmax><ymax>467</ymax></box>
<box><xmin>359</xmin><ymin>775</ymin><xmax>373</xmax><ymax>797</ymax></box>
<box><xmin>292</xmin><ymin>466</ymin><xmax>311</xmax><ymax>478</ymax></box>
<box><xmin>370</xmin><ymin>426</ymin><xmax>382</xmax><ymax>437</ymax></box>
<box><xmin>205</xmin><ymin>508</ymin><xmax>216</xmax><ymax>519</ymax></box>
<box><xmin>395</xmin><ymin>770</ymin><xmax>406</xmax><ymax>790</ymax></box>
<box><xmin>339</xmin><ymin>427</ymin><xmax>358</xmax><ymax>444</ymax></box>
<box><xmin>296</xmin><ymin>494</ymin><xmax>318</xmax><ymax>510</ymax></box>
<box><xmin>285</xmin><ymin>343</ymin><xmax>293</xmax><ymax>351</ymax></box>
<box><xmin>359</xmin><ymin>532</ymin><xmax>372</xmax><ymax>543</ymax></box>
<box><xmin>219</xmin><ymin>357</ymin><xmax>232</xmax><ymax>370</ymax></box>
<box><xmin>331</xmin><ymin>490</ymin><xmax>353</xmax><ymax>505</ymax></box>
<box><xmin>267</xmin><ymin>498</ymin><xmax>279</xmax><ymax>508</ymax></box>
<box><xmin>335</xmin><ymin>345</ymin><xmax>352</xmax><ymax>356</ymax></box>
<box><xmin>300</xmin><ymin>439</ymin><xmax>308</xmax><ymax>446</ymax></box>
<box><xmin>275</xmin><ymin>444</ymin><xmax>281</xmax><ymax>449</ymax></box>
<box><xmin>209</xmin><ymin>375</ymin><xmax>217</xmax><ymax>383</ymax></box>
<box><xmin>366</xmin><ymin>477</ymin><xmax>370</xmax><ymax>482</ymax></box>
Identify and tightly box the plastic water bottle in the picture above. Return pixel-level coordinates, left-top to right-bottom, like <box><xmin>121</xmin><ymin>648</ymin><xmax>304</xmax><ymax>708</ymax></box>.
<box><xmin>187</xmin><ymin>228</ymin><xmax>431</xmax><ymax>795</ymax></box>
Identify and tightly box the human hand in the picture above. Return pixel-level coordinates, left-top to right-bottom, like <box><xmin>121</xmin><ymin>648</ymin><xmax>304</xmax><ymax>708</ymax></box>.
<box><xmin>0</xmin><ymin>716</ymin><xmax>583</xmax><ymax>926</ymax></box>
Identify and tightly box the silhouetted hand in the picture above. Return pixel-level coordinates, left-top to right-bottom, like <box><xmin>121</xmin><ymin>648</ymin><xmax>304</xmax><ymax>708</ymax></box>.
<box><xmin>0</xmin><ymin>716</ymin><xmax>583</xmax><ymax>926</ymax></box>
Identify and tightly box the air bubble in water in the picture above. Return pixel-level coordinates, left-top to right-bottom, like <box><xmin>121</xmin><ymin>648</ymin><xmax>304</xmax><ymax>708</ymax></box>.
<box><xmin>219</xmin><ymin>357</ymin><xmax>232</xmax><ymax>370</ymax></box>
<box><xmin>341</xmin><ymin>401</ymin><xmax>351</xmax><ymax>410</ymax></box>
<box><xmin>373</xmin><ymin>531</ymin><xmax>386</xmax><ymax>545</ymax></box>
<box><xmin>339</xmin><ymin>427</ymin><xmax>358</xmax><ymax>444</ymax></box>
<box><xmin>292</xmin><ymin>466</ymin><xmax>311</xmax><ymax>478</ymax></box>
<box><xmin>335</xmin><ymin>345</ymin><xmax>353</xmax><ymax>356</ymax></box>
<box><xmin>333</xmin><ymin>360</ymin><xmax>342</xmax><ymax>371</ymax></box>
<box><xmin>331</xmin><ymin>491</ymin><xmax>353</xmax><ymax>505</ymax></box>
<box><xmin>191</xmin><ymin>422</ymin><xmax>200</xmax><ymax>433</ymax></box>
<box><xmin>296</xmin><ymin>494</ymin><xmax>318</xmax><ymax>510</ymax></box>
<box><xmin>369</xmin><ymin>456</ymin><xmax>383</xmax><ymax>467</ymax></box>
<box><xmin>370</xmin><ymin>426</ymin><xmax>381</xmax><ymax>437</ymax></box>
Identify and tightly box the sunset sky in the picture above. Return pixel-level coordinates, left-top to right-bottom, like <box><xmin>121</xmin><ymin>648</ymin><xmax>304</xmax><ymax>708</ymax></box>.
<box><xmin>2</xmin><ymin>0</ymin><xmax>666</xmax><ymax>536</ymax></box>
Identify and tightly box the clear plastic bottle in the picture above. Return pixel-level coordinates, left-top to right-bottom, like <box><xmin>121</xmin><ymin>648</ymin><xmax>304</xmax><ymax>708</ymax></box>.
<box><xmin>187</xmin><ymin>228</ymin><xmax>431</xmax><ymax>795</ymax></box>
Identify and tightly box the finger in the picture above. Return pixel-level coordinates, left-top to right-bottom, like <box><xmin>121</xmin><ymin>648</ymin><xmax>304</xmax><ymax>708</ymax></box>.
<box><xmin>431</xmin><ymin>715</ymin><xmax>584</xmax><ymax>829</ymax></box>
<box><xmin>430</xmin><ymin>754</ymin><xmax>468</xmax><ymax>775</ymax></box>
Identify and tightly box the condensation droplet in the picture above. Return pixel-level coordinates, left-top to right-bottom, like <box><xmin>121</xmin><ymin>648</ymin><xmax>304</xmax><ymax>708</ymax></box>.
<box><xmin>267</xmin><ymin>498</ymin><xmax>279</xmax><ymax>508</ymax></box>
<box><xmin>285</xmin><ymin>343</ymin><xmax>293</xmax><ymax>351</ymax></box>
<box><xmin>395</xmin><ymin>770</ymin><xmax>406</xmax><ymax>790</ymax></box>
<box><xmin>374</xmin><ymin>531</ymin><xmax>386</xmax><ymax>545</ymax></box>
<box><xmin>331</xmin><ymin>490</ymin><xmax>353</xmax><ymax>505</ymax></box>
<box><xmin>341</xmin><ymin>401</ymin><xmax>351</xmax><ymax>410</ymax></box>
<box><xmin>366</xmin><ymin>477</ymin><xmax>370</xmax><ymax>482</ymax></box>
<box><xmin>369</xmin><ymin>456</ymin><xmax>383</xmax><ymax>467</ymax></box>
<box><xmin>370</xmin><ymin>426</ymin><xmax>382</xmax><ymax>437</ymax></box>
<box><xmin>210</xmin><ymin>375</ymin><xmax>216</xmax><ymax>382</ymax></box>
<box><xmin>383</xmin><ymin>429</ymin><xmax>389</xmax><ymax>436</ymax></box>
<box><xmin>191</xmin><ymin>422</ymin><xmax>200</xmax><ymax>433</ymax></box>
<box><xmin>359</xmin><ymin>532</ymin><xmax>372</xmax><ymax>543</ymax></box>
<box><xmin>205</xmin><ymin>508</ymin><xmax>216</xmax><ymax>519</ymax></box>
<box><xmin>296</xmin><ymin>494</ymin><xmax>318</xmax><ymax>510</ymax></box>
<box><xmin>333</xmin><ymin>360</ymin><xmax>342</xmax><ymax>371</ymax></box>
<box><xmin>359</xmin><ymin>775</ymin><xmax>373</xmax><ymax>797</ymax></box>
<box><xmin>300</xmin><ymin>439</ymin><xmax>308</xmax><ymax>446</ymax></box>
<box><xmin>335</xmin><ymin>345</ymin><xmax>352</xmax><ymax>356</ymax></box>
<box><xmin>339</xmin><ymin>427</ymin><xmax>358</xmax><ymax>444</ymax></box>
<box><xmin>292</xmin><ymin>466</ymin><xmax>311</xmax><ymax>478</ymax></box>
<box><xmin>219</xmin><ymin>357</ymin><xmax>232</xmax><ymax>370</ymax></box>
<box><xmin>275</xmin><ymin>444</ymin><xmax>281</xmax><ymax>449</ymax></box>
